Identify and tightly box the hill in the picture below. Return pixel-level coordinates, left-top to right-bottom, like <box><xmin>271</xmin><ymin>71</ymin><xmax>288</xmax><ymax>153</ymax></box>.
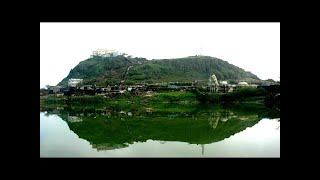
<box><xmin>57</xmin><ymin>55</ymin><xmax>260</xmax><ymax>86</ymax></box>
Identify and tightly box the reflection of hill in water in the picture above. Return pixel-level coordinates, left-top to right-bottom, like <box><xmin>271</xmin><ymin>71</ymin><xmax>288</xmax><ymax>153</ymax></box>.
<box><xmin>40</xmin><ymin>105</ymin><xmax>279</xmax><ymax>151</ymax></box>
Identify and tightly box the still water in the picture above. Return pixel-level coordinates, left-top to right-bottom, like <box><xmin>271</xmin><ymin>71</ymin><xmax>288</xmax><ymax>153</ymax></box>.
<box><xmin>40</xmin><ymin>105</ymin><xmax>280</xmax><ymax>157</ymax></box>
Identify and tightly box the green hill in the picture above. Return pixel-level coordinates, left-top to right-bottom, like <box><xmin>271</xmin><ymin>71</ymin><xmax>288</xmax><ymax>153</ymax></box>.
<box><xmin>57</xmin><ymin>55</ymin><xmax>260</xmax><ymax>86</ymax></box>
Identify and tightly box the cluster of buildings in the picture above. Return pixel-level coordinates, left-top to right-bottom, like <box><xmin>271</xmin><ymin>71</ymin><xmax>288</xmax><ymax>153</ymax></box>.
<box><xmin>41</xmin><ymin>73</ymin><xmax>273</xmax><ymax>97</ymax></box>
<box><xmin>90</xmin><ymin>49</ymin><xmax>134</xmax><ymax>58</ymax></box>
<box><xmin>90</xmin><ymin>49</ymin><xmax>119</xmax><ymax>58</ymax></box>
<box><xmin>40</xmin><ymin>78</ymin><xmax>83</xmax><ymax>96</ymax></box>
<box><xmin>207</xmin><ymin>74</ymin><xmax>257</xmax><ymax>93</ymax></box>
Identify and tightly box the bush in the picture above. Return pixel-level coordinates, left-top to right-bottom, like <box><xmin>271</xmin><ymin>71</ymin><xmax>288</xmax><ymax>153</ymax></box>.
<box><xmin>125</xmin><ymin>80</ymin><xmax>134</xmax><ymax>85</ymax></box>
<box><xmin>233</xmin><ymin>87</ymin><xmax>267</xmax><ymax>99</ymax></box>
<box><xmin>194</xmin><ymin>87</ymin><xmax>267</xmax><ymax>104</ymax></box>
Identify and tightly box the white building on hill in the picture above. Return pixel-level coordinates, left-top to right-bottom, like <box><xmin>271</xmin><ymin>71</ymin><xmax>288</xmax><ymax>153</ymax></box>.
<box><xmin>91</xmin><ymin>49</ymin><xmax>119</xmax><ymax>58</ymax></box>
<box><xmin>68</xmin><ymin>78</ymin><xmax>83</xmax><ymax>87</ymax></box>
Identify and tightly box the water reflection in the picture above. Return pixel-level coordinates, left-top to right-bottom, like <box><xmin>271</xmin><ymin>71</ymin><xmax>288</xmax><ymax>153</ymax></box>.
<box><xmin>40</xmin><ymin>105</ymin><xmax>279</xmax><ymax>154</ymax></box>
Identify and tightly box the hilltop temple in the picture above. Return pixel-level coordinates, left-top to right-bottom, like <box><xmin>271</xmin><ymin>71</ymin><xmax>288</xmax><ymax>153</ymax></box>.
<box><xmin>90</xmin><ymin>49</ymin><xmax>119</xmax><ymax>58</ymax></box>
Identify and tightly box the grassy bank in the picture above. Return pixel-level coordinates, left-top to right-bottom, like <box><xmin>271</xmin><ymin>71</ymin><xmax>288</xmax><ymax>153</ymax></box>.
<box><xmin>40</xmin><ymin>89</ymin><xmax>269</xmax><ymax>110</ymax></box>
<box><xmin>194</xmin><ymin>87</ymin><xmax>268</xmax><ymax>105</ymax></box>
<box><xmin>40</xmin><ymin>91</ymin><xmax>197</xmax><ymax>109</ymax></box>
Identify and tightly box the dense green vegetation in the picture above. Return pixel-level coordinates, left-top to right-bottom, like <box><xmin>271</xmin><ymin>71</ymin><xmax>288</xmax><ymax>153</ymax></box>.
<box><xmin>41</xmin><ymin>87</ymin><xmax>272</xmax><ymax>111</ymax></box>
<box><xmin>127</xmin><ymin>56</ymin><xmax>259</xmax><ymax>84</ymax></box>
<box><xmin>58</xmin><ymin>56</ymin><xmax>148</xmax><ymax>86</ymax></box>
<box><xmin>41</xmin><ymin>91</ymin><xmax>198</xmax><ymax>111</ymax></box>
<box><xmin>194</xmin><ymin>87</ymin><xmax>268</xmax><ymax>104</ymax></box>
<box><xmin>149</xmin><ymin>91</ymin><xmax>196</xmax><ymax>103</ymax></box>
<box><xmin>57</xmin><ymin>55</ymin><xmax>261</xmax><ymax>86</ymax></box>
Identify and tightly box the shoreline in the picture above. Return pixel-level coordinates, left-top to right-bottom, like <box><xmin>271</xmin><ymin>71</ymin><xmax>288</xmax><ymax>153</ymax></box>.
<box><xmin>40</xmin><ymin>90</ymin><xmax>276</xmax><ymax>110</ymax></box>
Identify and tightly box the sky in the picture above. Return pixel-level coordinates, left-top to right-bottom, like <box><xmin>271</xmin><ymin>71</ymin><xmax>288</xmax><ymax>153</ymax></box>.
<box><xmin>40</xmin><ymin>22</ymin><xmax>280</xmax><ymax>88</ymax></box>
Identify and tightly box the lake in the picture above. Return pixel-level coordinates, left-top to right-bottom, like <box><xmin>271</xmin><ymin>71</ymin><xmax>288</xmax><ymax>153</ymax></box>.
<box><xmin>40</xmin><ymin>104</ymin><xmax>280</xmax><ymax>157</ymax></box>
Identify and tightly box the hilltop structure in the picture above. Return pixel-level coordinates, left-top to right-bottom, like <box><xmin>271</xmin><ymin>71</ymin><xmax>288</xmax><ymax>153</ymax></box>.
<box><xmin>90</xmin><ymin>49</ymin><xmax>119</xmax><ymax>58</ymax></box>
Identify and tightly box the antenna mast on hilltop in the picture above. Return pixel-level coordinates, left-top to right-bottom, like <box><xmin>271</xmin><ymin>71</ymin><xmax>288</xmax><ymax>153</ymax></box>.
<box><xmin>200</xmin><ymin>48</ymin><xmax>202</xmax><ymax>56</ymax></box>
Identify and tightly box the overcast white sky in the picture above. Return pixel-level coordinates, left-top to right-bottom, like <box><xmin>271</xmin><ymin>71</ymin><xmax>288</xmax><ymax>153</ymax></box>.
<box><xmin>40</xmin><ymin>22</ymin><xmax>280</xmax><ymax>88</ymax></box>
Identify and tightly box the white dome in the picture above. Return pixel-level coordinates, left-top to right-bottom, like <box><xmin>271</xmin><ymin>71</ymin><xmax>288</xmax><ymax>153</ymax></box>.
<box><xmin>220</xmin><ymin>81</ymin><xmax>228</xmax><ymax>85</ymax></box>
<box><xmin>238</xmin><ymin>82</ymin><xmax>248</xmax><ymax>85</ymax></box>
